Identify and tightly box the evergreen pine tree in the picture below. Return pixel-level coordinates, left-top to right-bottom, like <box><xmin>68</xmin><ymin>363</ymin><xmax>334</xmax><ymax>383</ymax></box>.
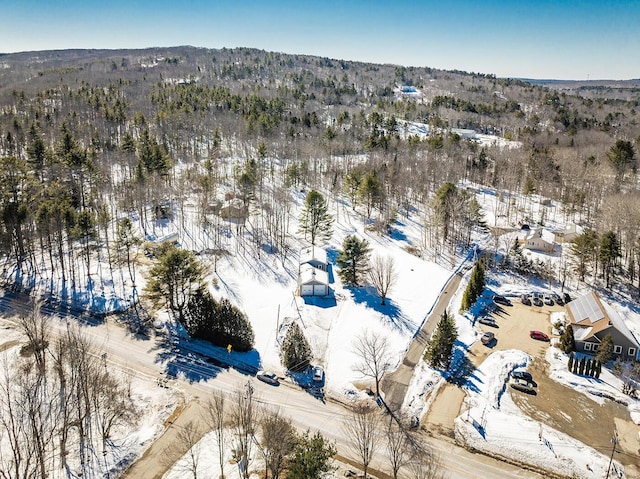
<box><xmin>298</xmin><ymin>190</ymin><xmax>334</xmax><ymax>245</ymax></box>
<box><xmin>184</xmin><ymin>290</ymin><xmax>255</xmax><ymax>351</ymax></box>
<box><xmin>596</xmin><ymin>334</ymin><xmax>615</xmax><ymax>363</ymax></box>
<box><xmin>595</xmin><ymin>360</ymin><xmax>602</xmax><ymax>378</ymax></box>
<box><xmin>578</xmin><ymin>356</ymin><xmax>586</xmax><ymax>375</ymax></box>
<box><xmin>559</xmin><ymin>325</ymin><xmax>575</xmax><ymax>353</ymax></box>
<box><xmin>336</xmin><ymin>235</ymin><xmax>371</xmax><ymax>286</ymax></box>
<box><xmin>585</xmin><ymin>358</ymin><xmax>593</xmax><ymax>377</ymax></box>
<box><xmin>287</xmin><ymin>431</ymin><xmax>336</xmax><ymax>479</ymax></box>
<box><xmin>568</xmin><ymin>352</ymin><xmax>574</xmax><ymax>372</ymax></box>
<box><xmin>424</xmin><ymin>310</ymin><xmax>458</xmax><ymax>369</ymax></box>
<box><xmin>280</xmin><ymin>322</ymin><xmax>313</xmax><ymax>372</ymax></box>
<box><xmin>573</xmin><ymin>356</ymin><xmax>579</xmax><ymax>374</ymax></box>
<box><xmin>460</xmin><ymin>260</ymin><xmax>485</xmax><ymax>311</ymax></box>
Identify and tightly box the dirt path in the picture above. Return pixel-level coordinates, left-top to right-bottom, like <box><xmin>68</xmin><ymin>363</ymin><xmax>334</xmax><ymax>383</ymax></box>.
<box><xmin>121</xmin><ymin>398</ymin><xmax>208</xmax><ymax>479</ymax></box>
<box><xmin>382</xmin><ymin>268</ymin><xmax>467</xmax><ymax>407</ymax></box>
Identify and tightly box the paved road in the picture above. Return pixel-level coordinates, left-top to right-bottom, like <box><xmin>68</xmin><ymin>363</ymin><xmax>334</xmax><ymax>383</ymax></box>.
<box><xmin>382</xmin><ymin>267</ymin><xmax>468</xmax><ymax>408</ymax></box>
<box><xmin>0</xmin><ymin>287</ymin><xmax>546</xmax><ymax>479</ymax></box>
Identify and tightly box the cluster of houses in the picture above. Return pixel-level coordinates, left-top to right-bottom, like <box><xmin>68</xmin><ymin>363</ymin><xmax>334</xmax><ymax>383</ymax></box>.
<box><xmin>518</xmin><ymin>224</ymin><xmax>579</xmax><ymax>254</ymax></box>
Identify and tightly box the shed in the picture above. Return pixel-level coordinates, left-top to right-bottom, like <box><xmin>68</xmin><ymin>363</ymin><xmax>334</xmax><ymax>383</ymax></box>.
<box><xmin>298</xmin><ymin>264</ymin><xmax>329</xmax><ymax>297</ymax></box>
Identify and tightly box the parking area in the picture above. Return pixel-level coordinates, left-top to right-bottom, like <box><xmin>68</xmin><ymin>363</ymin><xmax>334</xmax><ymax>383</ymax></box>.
<box><xmin>470</xmin><ymin>299</ymin><xmax>564</xmax><ymax>362</ymax></box>
<box><xmin>470</xmin><ymin>297</ymin><xmax>639</xmax><ymax>475</ymax></box>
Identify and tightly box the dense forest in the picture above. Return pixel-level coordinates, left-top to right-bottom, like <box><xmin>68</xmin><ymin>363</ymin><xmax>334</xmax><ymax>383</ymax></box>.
<box><xmin>1</xmin><ymin>46</ymin><xmax>640</xmax><ymax>305</ymax></box>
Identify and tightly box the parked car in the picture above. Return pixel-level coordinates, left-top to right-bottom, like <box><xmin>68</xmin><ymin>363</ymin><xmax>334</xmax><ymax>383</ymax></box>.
<box><xmin>257</xmin><ymin>370</ymin><xmax>279</xmax><ymax>385</ymax></box>
<box><xmin>493</xmin><ymin>295</ymin><xmax>511</xmax><ymax>306</ymax></box>
<box><xmin>529</xmin><ymin>330</ymin><xmax>550</xmax><ymax>342</ymax></box>
<box><xmin>512</xmin><ymin>370</ymin><xmax>533</xmax><ymax>382</ymax></box>
<box><xmin>543</xmin><ymin>295</ymin><xmax>554</xmax><ymax>306</ymax></box>
<box><xmin>551</xmin><ymin>293</ymin><xmax>564</xmax><ymax>306</ymax></box>
<box><xmin>532</xmin><ymin>294</ymin><xmax>543</xmax><ymax>307</ymax></box>
<box><xmin>312</xmin><ymin>365</ymin><xmax>324</xmax><ymax>383</ymax></box>
<box><xmin>563</xmin><ymin>292</ymin><xmax>572</xmax><ymax>303</ymax></box>
<box><xmin>520</xmin><ymin>294</ymin><xmax>531</xmax><ymax>305</ymax></box>
<box><xmin>510</xmin><ymin>378</ymin><xmax>536</xmax><ymax>394</ymax></box>
<box><xmin>481</xmin><ymin>331</ymin><xmax>495</xmax><ymax>345</ymax></box>
<box><xmin>479</xmin><ymin>317</ymin><xmax>497</xmax><ymax>327</ymax></box>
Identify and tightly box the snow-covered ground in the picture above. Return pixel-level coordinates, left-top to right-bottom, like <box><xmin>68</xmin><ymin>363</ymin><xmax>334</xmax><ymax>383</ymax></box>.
<box><xmin>453</xmin><ymin>349</ymin><xmax>626</xmax><ymax>479</ymax></box>
<box><xmin>2</xmin><ymin>151</ymin><xmax>640</xmax><ymax>478</ymax></box>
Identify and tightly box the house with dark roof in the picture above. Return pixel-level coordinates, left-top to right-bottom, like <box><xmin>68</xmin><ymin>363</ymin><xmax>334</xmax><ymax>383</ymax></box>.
<box><xmin>565</xmin><ymin>291</ymin><xmax>640</xmax><ymax>361</ymax></box>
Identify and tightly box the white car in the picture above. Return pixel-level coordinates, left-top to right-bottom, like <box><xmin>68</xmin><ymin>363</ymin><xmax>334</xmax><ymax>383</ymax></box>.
<box><xmin>312</xmin><ymin>365</ymin><xmax>324</xmax><ymax>383</ymax></box>
<box><xmin>256</xmin><ymin>370</ymin><xmax>279</xmax><ymax>385</ymax></box>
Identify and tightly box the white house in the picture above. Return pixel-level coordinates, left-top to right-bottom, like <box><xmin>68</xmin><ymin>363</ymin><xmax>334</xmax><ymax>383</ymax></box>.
<box><xmin>298</xmin><ymin>264</ymin><xmax>329</xmax><ymax>296</ymax></box>
<box><xmin>520</xmin><ymin>228</ymin><xmax>555</xmax><ymax>254</ymax></box>
<box><xmin>298</xmin><ymin>246</ymin><xmax>329</xmax><ymax>296</ymax></box>
<box><xmin>552</xmin><ymin>224</ymin><xmax>579</xmax><ymax>244</ymax></box>
<box><xmin>300</xmin><ymin>246</ymin><xmax>328</xmax><ymax>271</ymax></box>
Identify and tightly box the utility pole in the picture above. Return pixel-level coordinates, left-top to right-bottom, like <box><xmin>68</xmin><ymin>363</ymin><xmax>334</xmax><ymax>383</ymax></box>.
<box><xmin>605</xmin><ymin>431</ymin><xmax>618</xmax><ymax>479</ymax></box>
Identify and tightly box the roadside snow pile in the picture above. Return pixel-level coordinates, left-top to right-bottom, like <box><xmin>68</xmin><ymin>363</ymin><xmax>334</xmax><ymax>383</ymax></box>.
<box><xmin>454</xmin><ymin>350</ymin><xmax>626</xmax><ymax>479</ymax></box>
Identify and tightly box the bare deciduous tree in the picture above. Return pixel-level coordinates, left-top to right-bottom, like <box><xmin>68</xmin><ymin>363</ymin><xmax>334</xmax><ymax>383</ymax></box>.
<box><xmin>367</xmin><ymin>254</ymin><xmax>398</xmax><ymax>306</ymax></box>
<box><xmin>407</xmin><ymin>444</ymin><xmax>446</xmax><ymax>479</ymax></box>
<box><xmin>352</xmin><ymin>331</ymin><xmax>392</xmax><ymax>397</ymax></box>
<box><xmin>342</xmin><ymin>402</ymin><xmax>381</xmax><ymax>479</ymax></box>
<box><xmin>260</xmin><ymin>408</ymin><xmax>296</xmax><ymax>479</ymax></box>
<box><xmin>386</xmin><ymin>417</ymin><xmax>412</xmax><ymax>479</ymax></box>
<box><xmin>204</xmin><ymin>390</ymin><xmax>228</xmax><ymax>479</ymax></box>
<box><xmin>171</xmin><ymin>421</ymin><xmax>204</xmax><ymax>479</ymax></box>
<box><xmin>231</xmin><ymin>382</ymin><xmax>257</xmax><ymax>478</ymax></box>
<box><xmin>17</xmin><ymin>302</ymin><xmax>49</xmax><ymax>370</ymax></box>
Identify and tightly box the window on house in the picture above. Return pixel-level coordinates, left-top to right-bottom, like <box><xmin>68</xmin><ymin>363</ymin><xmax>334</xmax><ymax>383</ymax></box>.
<box><xmin>584</xmin><ymin>343</ymin><xmax>591</xmax><ymax>351</ymax></box>
<box><xmin>629</xmin><ymin>347</ymin><xmax>636</xmax><ymax>357</ymax></box>
<box><xmin>614</xmin><ymin>345</ymin><xmax>622</xmax><ymax>354</ymax></box>
<box><xmin>592</xmin><ymin>344</ymin><xmax>599</xmax><ymax>351</ymax></box>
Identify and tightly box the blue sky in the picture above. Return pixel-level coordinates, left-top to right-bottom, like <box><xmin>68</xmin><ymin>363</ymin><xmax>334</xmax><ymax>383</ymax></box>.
<box><xmin>2</xmin><ymin>0</ymin><xmax>638</xmax><ymax>80</ymax></box>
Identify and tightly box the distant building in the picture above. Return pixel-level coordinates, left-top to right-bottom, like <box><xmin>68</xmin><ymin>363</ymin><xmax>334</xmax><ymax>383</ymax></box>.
<box><xmin>520</xmin><ymin>228</ymin><xmax>555</xmax><ymax>254</ymax></box>
<box><xmin>451</xmin><ymin>128</ymin><xmax>476</xmax><ymax>140</ymax></box>
<box><xmin>566</xmin><ymin>291</ymin><xmax>640</xmax><ymax>361</ymax></box>
<box><xmin>552</xmin><ymin>224</ymin><xmax>579</xmax><ymax>244</ymax></box>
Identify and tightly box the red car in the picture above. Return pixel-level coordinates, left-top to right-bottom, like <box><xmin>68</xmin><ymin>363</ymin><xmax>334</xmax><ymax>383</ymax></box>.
<box><xmin>529</xmin><ymin>330</ymin><xmax>550</xmax><ymax>342</ymax></box>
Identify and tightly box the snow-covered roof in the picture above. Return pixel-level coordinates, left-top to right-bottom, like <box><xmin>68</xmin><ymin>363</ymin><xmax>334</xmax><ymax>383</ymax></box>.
<box><xmin>299</xmin><ymin>264</ymin><xmax>328</xmax><ymax>285</ymax></box>
<box><xmin>572</xmin><ymin>324</ymin><xmax>594</xmax><ymax>341</ymax></box>
<box><xmin>300</xmin><ymin>246</ymin><xmax>327</xmax><ymax>266</ymax></box>
<box><xmin>523</xmin><ymin>228</ymin><xmax>554</xmax><ymax>244</ymax></box>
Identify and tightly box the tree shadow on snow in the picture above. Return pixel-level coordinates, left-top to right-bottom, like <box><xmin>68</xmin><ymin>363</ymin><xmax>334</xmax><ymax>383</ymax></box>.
<box><xmin>444</xmin><ymin>342</ymin><xmax>481</xmax><ymax>393</ymax></box>
<box><xmin>349</xmin><ymin>286</ymin><xmax>414</xmax><ymax>334</ymax></box>
<box><xmin>151</xmin><ymin>334</ymin><xmax>259</xmax><ymax>384</ymax></box>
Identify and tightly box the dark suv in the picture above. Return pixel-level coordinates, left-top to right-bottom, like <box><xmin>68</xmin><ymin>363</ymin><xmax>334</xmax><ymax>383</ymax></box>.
<box><xmin>493</xmin><ymin>295</ymin><xmax>511</xmax><ymax>306</ymax></box>
<box><xmin>512</xmin><ymin>370</ymin><xmax>533</xmax><ymax>382</ymax></box>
